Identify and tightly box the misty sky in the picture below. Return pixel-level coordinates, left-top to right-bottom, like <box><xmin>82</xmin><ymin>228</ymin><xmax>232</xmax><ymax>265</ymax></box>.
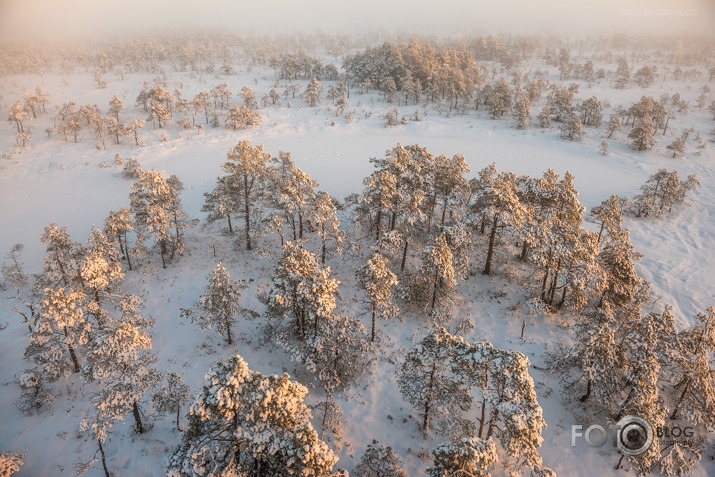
<box><xmin>1</xmin><ymin>0</ymin><xmax>714</xmax><ymax>41</ymax></box>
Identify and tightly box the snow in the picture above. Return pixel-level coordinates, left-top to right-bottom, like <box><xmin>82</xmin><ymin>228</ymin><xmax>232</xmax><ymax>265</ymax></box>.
<box><xmin>0</xmin><ymin>44</ymin><xmax>713</xmax><ymax>477</ymax></box>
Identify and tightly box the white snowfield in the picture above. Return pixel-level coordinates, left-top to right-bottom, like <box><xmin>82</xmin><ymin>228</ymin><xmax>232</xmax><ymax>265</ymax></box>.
<box><xmin>0</xmin><ymin>41</ymin><xmax>713</xmax><ymax>476</ymax></box>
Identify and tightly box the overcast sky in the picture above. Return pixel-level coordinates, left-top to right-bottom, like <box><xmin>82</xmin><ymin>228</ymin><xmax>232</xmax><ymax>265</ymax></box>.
<box><xmin>1</xmin><ymin>0</ymin><xmax>713</xmax><ymax>42</ymax></box>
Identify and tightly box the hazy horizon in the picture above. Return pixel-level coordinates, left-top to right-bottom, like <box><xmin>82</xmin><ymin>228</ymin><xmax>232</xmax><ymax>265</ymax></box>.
<box><xmin>1</xmin><ymin>0</ymin><xmax>714</xmax><ymax>43</ymax></box>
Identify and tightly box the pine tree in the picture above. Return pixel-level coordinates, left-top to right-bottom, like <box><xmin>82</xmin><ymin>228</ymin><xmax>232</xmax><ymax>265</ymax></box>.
<box><xmin>278</xmin><ymin>166</ymin><xmax>318</xmax><ymax>241</ymax></box>
<box><xmin>201</xmin><ymin>175</ymin><xmax>240</xmax><ymax>233</ymax></box>
<box><xmin>269</xmin><ymin>242</ymin><xmax>340</xmax><ymax>340</ymax></box>
<box><xmin>312</xmin><ymin>192</ymin><xmax>344</xmax><ymax>264</ymax></box>
<box><xmin>108</xmin><ymin>95</ymin><xmax>125</xmax><ymax>121</ymax></box>
<box><xmin>552</xmin><ymin>305</ymin><xmax>625</xmax><ymax>406</ymax></box>
<box><xmin>514</xmin><ymin>95</ymin><xmax>531</xmax><ymax>129</ymax></box>
<box><xmin>167</xmin><ymin>355</ymin><xmax>338</xmax><ymax>476</ymax></box>
<box><xmin>0</xmin><ymin>451</ymin><xmax>25</xmax><ymax>476</ymax></box>
<box><xmin>221</xmin><ymin>141</ymin><xmax>272</xmax><ymax>250</ymax></box>
<box><xmin>40</xmin><ymin>223</ymin><xmax>84</xmax><ymax>288</ymax></box>
<box><xmin>184</xmin><ymin>263</ymin><xmax>245</xmax><ymax>345</ymax></box>
<box><xmin>81</xmin><ymin>294</ymin><xmax>159</xmax><ymax>435</ymax></box>
<box><xmin>615</xmin><ymin>56</ymin><xmax>630</xmax><ymax>89</ymax></box>
<box><xmin>356</xmin><ymin>252</ymin><xmax>398</xmax><ymax>342</ymax></box>
<box><xmin>469</xmin><ymin>166</ymin><xmax>526</xmax><ymax>275</ymax></box>
<box><xmin>410</xmin><ymin>233</ymin><xmax>457</xmax><ymax>315</ymax></box>
<box><xmin>354</xmin><ymin>169</ymin><xmax>399</xmax><ymax>241</ymax></box>
<box><xmin>225</xmin><ymin>104</ymin><xmax>262</xmax><ymax>129</ymax></box>
<box><xmin>354</xmin><ymin>440</ymin><xmax>405</xmax><ymax>477</ymax></box>
<box><xmin>666</xmin><ymin>138</ymin><xmax>686</xmax><ymax>158</ymax></box>
<box><xmin>130</xmin><ymin>170</ymin><xmax>185</xmax><ymax>268</ymax></box>
<box><xmin>80</xmin><ymin>226</ymin><xmax>124</xmax><ymax>306</ymax></box>
<box><xmin>629</xmin><ymin>113</ymin><xmax>656</xmax><ymax>151</ymax></box>
<box><xmin>598</xmin><ymin>227</ymin><xmax>643</xmax><ymax>308</ymax></box>
<box><xmin>152</xmin><ymin>372</ymin><xmax>190</xmax><ymax>431</ymax></box>
<box><xmin>279</xmin><ymin>314</ymin><xmax>369</xmax><ymax>391</ymax></box>
<box><xmin>605</xmin><ymin>113</ymin><xmax>622</xmax><ymax>139</ymax></box>
<box><xmin>7</xmin><ymin>101</ymin><xmax>30</xmax><ymax>133</ymax></box>
<box><xmin>667</xmin><ymin>307</ymin><xmax>715</xmax><ymax>426</ymax></box>
<box><xmin>104</xmin><ymin>208</ymin><xmax>134</xmax><ymax>270</ymax></box>
<box><xmin>396</xmin><ymin>328</ymin><xmax>466</xmax><ymax>432</ymax></box>
<box><xmin>427</xmin><ymin>438</ymin><xmax>498</xmax><ymax>477</ymax></box>
<box><xmin>305</xmin><ymin>77</ymin><xmax>323</xmax><ymax>106</ymax></box>
<box><xmin>560</xmin><ymin>111</ymin><xmax>584</xmax><ymax>141</ymax></box>
<box><xmin>25</xmin><ymin>287</ymin><xmax>91</xmax><ymax>379</ymax></box>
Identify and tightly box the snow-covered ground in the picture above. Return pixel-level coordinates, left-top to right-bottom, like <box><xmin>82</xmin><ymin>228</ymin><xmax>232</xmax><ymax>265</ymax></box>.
<box><xmin>0</xmin><ymin>51</ymin><xmax>713</xmax><ymax>476</ymax></box>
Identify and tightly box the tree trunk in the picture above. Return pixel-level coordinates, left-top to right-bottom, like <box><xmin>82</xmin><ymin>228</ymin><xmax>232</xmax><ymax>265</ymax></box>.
<box><xmin>226</xmin><ymin>322</ymin><xmax>233</xmax><ymax>345</ymax></box>
<box><xmin>579</xmin><ymin>379</ymin><xmax>592</xmax><ymax>402</ymax></box>
<box><xmin>98</xmin><ymin>438</ymin><xmax>111</xmax><ymax>477</ymax></box>
<box><xmin>423</xmin><ymin>364</ymin><xmax>436</xmax><ymax>432</ymax></box>
<box><xmin>375</xmin><ymin>208</ymin><xmax>382</xmax><ymax>241</ymax></box>
<box><xmin>176</xmin><ymin>408</ymin><xmax>182</xmax><ymax>431</ymax></box>
<box><xmin>132</xmin><ymin>401</ymin><xmax>144</xmax><ymax>434</ymax></box>
<box><xmin>160</xmin><ymin>241</ymin><xmax>166</xmax><ymax>269</ymax></box>
<box><xmin>400</xmin><ymin>238</ymin><xmax>409</xmax><ymax>272</ymax></box>
<box><xmin>670</xmin><ymin>379</ymin><xmax>690</xmax><ymax>420</ymax></box>
<box><xmin>371</xmin><ymin>303</ymin><xmax>376</xmax><ymax>343</ymax></box>
<box><xmin>483</xmin><ymin>215</ymin><xmax>498</xmax><ymax>275</ymax></box>
<box><xmin>123</xmin><ymin>234</ymin><xmax>132</xmax><ymax>271</ymax></box>
<box><xmin>227</xmin><ymin>214</ymin><xmax>233</xmax><ymax>234</ymax></box>
<box><xmin>244</xmin><ymin>174</ymin><xmax>252</xmax><ymax>250</ymax></box>
<box><xmin>64</xmin><ymin>327</ymin><xmax>80</xmax><ymax>372</ymax></box>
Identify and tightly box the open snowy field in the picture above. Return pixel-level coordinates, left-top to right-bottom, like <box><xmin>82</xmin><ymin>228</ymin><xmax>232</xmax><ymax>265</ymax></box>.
<box><xmin>0</xmin><ymin>35</ymin><xmax>714</xmax><ymax>477</ymax></box>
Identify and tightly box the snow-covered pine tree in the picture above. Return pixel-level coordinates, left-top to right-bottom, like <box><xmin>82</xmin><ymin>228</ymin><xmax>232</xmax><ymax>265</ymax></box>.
<box><xmin>0</xmin><ymin>451</ymin><xmax>25</xmax><ymax>477</ymax></box>
<box><xmin>39</xmin><ymin>223</ymin><xmax>85</xmax><ymax>288</ymax></box>
<box><xmin>269</xmin><ymin>242</ymin><xmax>340</xmax><ymax>341</ymax></box>
<box><xmin>560</xmin><ymin>111</ymin><xmax>584</xmax><ymax>141</ymax></box>
<box><xmin>25</xmin><ymin>287</ymin><xmax>90</xmax><ymax>379</ymax></box>
<box><xmin>452</xmin><ymin>340</ymin><xmax>553</xmax><ymax>475</ymax></box>
<box><xmin>221</xmin><ymin>141</ymin><xmax>272</xmax><ymax>250</ymax></box>
<box><xmin>629</xmin><ymin>113</ymin><xmax>656</xmax><ymax>151</ymax></box>
<box><xmin>666</xmin><ymin>307</ymin><xmax>715</xmax><ymax>426</ymax></box>
<box><xmin>427</xmin><ymin>438</ymin><xmax>498</xmax><ymax>477</ymax></box>
<box><xmin>279</xmin><ymin>166</ymin><xmax>318</xmax><ymax>241</ymax></box>
<box><xmin>590</xmin><ymin>195</ymin><xmax>623</xmax><ymax>245</ymax></box>
<box><xmin>605</xmin><ymin>113</ymin><xmax>622</xmax><ymax>139</ymax></box>
<box><xmin>353</xmin><ymin>169</ymin><xmax>399</xmax><ymax>241</ymax></box>
<box><xmin>279</xmin><ymin>313</ymin><xmax>370</xmax><ymax>391</ymax></box>
<box><xmin>615</xmin><ymin>308</ymin><xmax>675</xmax><ymax>474</ymax></box>
<box><xmin>225</xmin><ymin>104</ymin><xmax>262</xmax><ymax>130</ymax></box>
<box><xmin>356</xmin><ymin>252</ymin><xmax>398</xmax><ymax>342</ymax></box>
<box><xmin>81</xmin><ymin>294</ymin><xmax>159</xmax><ymax>435</ymax></box>
<box><xmin>410</xmin><ymin>233</ymin><xmax>457</xmax><ymax>315</ymax></box>
<box><xmin>469</xmin><ymin>165</ymin><xmax>526</xmax><ymax>275</ymax></box>
<box><xmin>152</xmin><ymin>372</ymin><xmax>190</xmax><ymax>431</ymax></box>
<box><xmin>354</xmin><ymin>440</ymin><xmax>405</xmax><ymax>477</ymax></box>
<box><xmin>598</xmin><ymin>227</ymin><xmax>643</xmax><ymax>308</ymax></box>
<box><xmin>104</xmin><ymin>208</ymin><xmax>134</xmax><ymax>270</ymax></box>
<box><xmin>551</xmin><ymin>305</ymin><xmax>625</xmax><ymax>406</ymax></box>
<box><xmin>80</xmin><ymin>226</ymin><xmax>124</xmax><ymax>307</ymax></box>
<box><xmin>396</xmin><ymin>328</ymin><xmax>466</xmax><ymax>432</ymax></box>
<box><xmin>305</xmin><ymin>77</ymin><xmax>323</xmax><ymax>106</ymax></box>
<box><xmin>107</xmin><ymin>95</ymin><xmax>125</xmax><ymax>121</ymax></box>
<box><xmin>426</xmin><ymin>153</ymin><xmax>469</xmax><ymax>230</ymax></box>
<box><xmin>666</xmin><ymin>137</ymin><xmax>686</xmax><ymax>158</ymax></box>
<box><xmin>202</xmin><ymin>175</ymin><xmax>240</xmax><ymax>234</ymax></box>
<box><xmin>184</xmin><ymin>263</ymin><xmax>245</xmax><ymax>345</ymax></box>
<box><xmin>167</xmin><ymin>355</ymin><xmax>338</xmax><ymax>476</ymax></box>
<box><xmin>632</xmin><ymin>169</ymin><xmax>700</xmax><ymax>217</ymax></box>
<box><xmin>130</xmin><ymin>170</ymin><xmax>178</xmax><ymax>268</ymax></box>
<box><xmin>312</xmin><ymin>192</ymin><xmax>344</xmax><ymax>264</ymax></box>
<box><xmin>514</xmin><ymin>95</ymin><xmax>531</xmax><ymax>129</ymax></box>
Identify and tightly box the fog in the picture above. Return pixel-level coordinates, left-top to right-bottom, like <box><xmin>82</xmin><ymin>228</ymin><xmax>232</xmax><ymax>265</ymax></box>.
<box><xmin>1</xmin><ymin>0</ymin><xmax>714</xmax><ymax>42</ymax></box>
